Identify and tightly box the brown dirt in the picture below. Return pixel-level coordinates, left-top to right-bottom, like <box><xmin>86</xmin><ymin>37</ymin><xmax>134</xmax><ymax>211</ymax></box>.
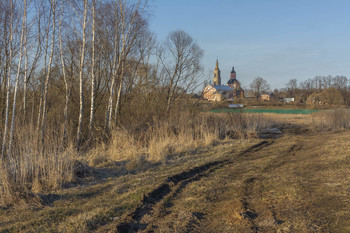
<box><xmin>115</xmin><ymin>130</ymin><xmax>350</xmax><ymax>233</ymax></box>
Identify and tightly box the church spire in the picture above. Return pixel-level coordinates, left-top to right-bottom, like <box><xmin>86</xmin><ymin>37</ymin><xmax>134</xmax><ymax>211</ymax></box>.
<box><xmin>213</xmin><ymin>59</ymin><xmax>221</xmax><ymax>86</ymax></box>
<box><xmin>230</xmin><ymin>66</ymin><xmax>236</xmax><ymax>79</ymax></box>
<box><xmin>231</xmin><ymin>66</ymin><xmax>236</xmax><ymax>73</ymax></box>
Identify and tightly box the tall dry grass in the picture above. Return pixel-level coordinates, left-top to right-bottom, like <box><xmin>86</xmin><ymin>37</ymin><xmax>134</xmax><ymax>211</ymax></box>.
<box><xmin>0</xmin><ymin>124</ymin><xmax>75</xmax><ymax>206</ymax></box>
<box><xmin>0</xmin><ymin>111</ymin><xmax>276</xmax><ymax>206</ymax></box>
<box><xmin>311</xmin><ymin>109</ymin><xmax>350</xmax><ymax>131</ymax></box>
<box><xmin>103</xmin><ymin>112</ymin><xmax>276</xmax><ymax>163</ymax></box>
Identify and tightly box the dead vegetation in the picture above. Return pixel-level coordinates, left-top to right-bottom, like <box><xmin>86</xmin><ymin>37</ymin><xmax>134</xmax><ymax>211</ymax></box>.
<box><xmin>133</xmin><ymin>130</ymin><xmax>350</xmax><ymax>232</ymax></box>
<box><xmin>311</xmin><ymin>108</ymin><xmax>350</xmax><ymax>130</ymax></box>
<box><xmin>1</xmin><ymin>109</ymin><xmax>350</xmax><ymax>232</ymax></box>
<box><xmin>0</xmin><ymin>110</ymin><xmax>275</xmax><ymax>207</ymax></box>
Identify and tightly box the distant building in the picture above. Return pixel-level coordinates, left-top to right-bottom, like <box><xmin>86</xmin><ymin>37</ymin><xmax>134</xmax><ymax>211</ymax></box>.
<box><xmin>227</xmin><ymin>67</ymin><xmax>244</xmax><ymax>98</ymax></box>
<box><xmin>203</xmin><ymin>60</ymin><xmax>244</xmax><ymax>101</ymax></box>
<box><xmin>283</xmin><ymin>97</ymin><xmax>295</xmax><ymax>103</ymax></box>
<box><xmin>213</xmin><ymin>59</ymin><xmax>221</xmax><ymax>86</ymax></box>
<box><xmin>203</xmin><ymin>85</ymin><xmax>233</xmax><ymax>101</ymax></box>
<box><xmin>260</xmin><ymin>93</ymin><xmax>273</xmax><ymax>101</ymax></box>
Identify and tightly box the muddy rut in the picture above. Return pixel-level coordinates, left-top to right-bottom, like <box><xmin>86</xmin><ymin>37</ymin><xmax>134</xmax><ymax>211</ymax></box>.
<box><xmin>116</xmin><ymin>140</ymin><xmax>274</xmax><ymax>232</ymax></box>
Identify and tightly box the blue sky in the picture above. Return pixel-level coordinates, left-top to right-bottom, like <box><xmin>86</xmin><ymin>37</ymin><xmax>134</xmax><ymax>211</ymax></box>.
<box><xmin>149</xmin><ymin>0</ymin><xmax>350</xmax><ymax>90</ymax></box>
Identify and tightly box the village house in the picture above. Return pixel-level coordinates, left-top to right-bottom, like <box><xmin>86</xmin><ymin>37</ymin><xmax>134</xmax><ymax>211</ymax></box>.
<box><xmin>260</xmin><ymin>93</ymin><xmax>273</xmax><ymax>101</ymax></box>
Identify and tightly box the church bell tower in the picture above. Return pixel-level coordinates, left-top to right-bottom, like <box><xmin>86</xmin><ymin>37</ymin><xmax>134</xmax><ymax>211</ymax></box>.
<box><xmin>213</xmin><ymin>59</ymin><xmax>221</xmax><ymax>86</ymax></box>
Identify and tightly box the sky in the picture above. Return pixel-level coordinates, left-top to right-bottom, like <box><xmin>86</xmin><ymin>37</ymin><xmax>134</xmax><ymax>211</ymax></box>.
<box><xmin>149</xmin><ymin>0</ymin><xmax>350</xmax><ymax>90</ymax></box>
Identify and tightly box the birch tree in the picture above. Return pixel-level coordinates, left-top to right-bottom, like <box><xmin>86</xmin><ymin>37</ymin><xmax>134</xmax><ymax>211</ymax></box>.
<box><xmin>88</xmin><ymin>0</ymin><xmax>96</xmax><ymax>133</ymax></box>
<box><xmin>76</xmin><ymin>0</ymin><xmax>88</xmax><ymax>150</ymax></box>
<box><xmin>1</xmin><ymin>0</ymin><xmax>14</xmax><ymax>159</ymax></box>
<box><xmin>40</xmin><ymin>0</ymin><xmax>56</xmax><ymax>142</ymax></box>
<box><xmin>104</xmin><ymin>1</ymin><xmax>120</xmax><ymax>131</ymax></box>
<box><xmin>23</xmin><ymin>0</ymin><xmax>43</xmax><ymax>123</ymax></box>
<box><xmin>8</xmin><ymin>0</ymin><xmax>28</xmax><ymax>156</ymax></box>
<box><xmin>36</xmin><ymin>2</ymin><xmax>52</xmax><ymax>131</ymax></box>
<box><xmin>22</xmin><ymin>0</ymin><xmax>28</xmax><ymax>121</ymax></box>
<box><xmin>58</xmin><ymin>0</ymin><xmax>69</xmax><ymax>143</ymax></box>
<box><xmin>105</xmin><ymin>0</ymin><xmax>144</xmax><ymax>131</ymax></box>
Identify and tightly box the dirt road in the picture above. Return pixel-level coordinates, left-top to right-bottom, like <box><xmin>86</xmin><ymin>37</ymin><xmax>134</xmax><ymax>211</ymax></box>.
<box><xmin>116</xmin><ymin>129</ymin><xmax>350</xmax><ymax>232</ymax></box>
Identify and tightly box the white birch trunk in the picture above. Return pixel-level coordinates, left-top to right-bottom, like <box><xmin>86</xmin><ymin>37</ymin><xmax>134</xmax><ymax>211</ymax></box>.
<box><xmin>89</xmin><ymin>0</ymin><xmax>96</xmax><ymax>133</ymax></box>
<box><xmin>76</xmin><ymin>0</ymin><xmax>88</xmax><ymax>150</ymax></box>
<box><xmin>41</xmin><ymin>0</ymin><xmax>56</xmax><ymax>142</ymax></box>
<box><xmin>114</xmin><ymin>60</ymin><xmax>124</xmax><ymax>125</ymax></box>
<box><xmin>1</xmin><ymin>0</ymin><xmax>14</xmax><ymax>160</ymax></box>
<box><xmin>106</xmin><ymin>0</ymin><xmax>140</xmax><ymax>130</ymax></box>
<box><xmin>23</xmin><ymin>11</ymin><xmax>28</xmax><ymax>122</ymax></box>
<box><xmin>59</xmin><ymin>0</ymin><xmax>69</xmax><ymax>144</ymax></box>
<box><xmin>8</xmin><ymin>0</ymin><xmax>27</xmax><ymax>156</ymax></box>
<box><xmin>105</xmin><ymin>11</ymin><xmax>119</xmax><ymax>131</ymax></box>
<box><xmin>37</xmin><ymin>6</ymin><xmax>51</xmax><ymax>131</ymax></box>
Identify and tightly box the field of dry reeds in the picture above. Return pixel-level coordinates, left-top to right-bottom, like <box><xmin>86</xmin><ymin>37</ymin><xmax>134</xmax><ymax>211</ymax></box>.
<box><xmin>0</xmin><ymin>110</ymin><xmax>278</xmax><ymax>207</ymax></box>
<box><xmin>311</xmin><ymin>108</ymin><xmax>350</xmax><ymax>130</ymax></box>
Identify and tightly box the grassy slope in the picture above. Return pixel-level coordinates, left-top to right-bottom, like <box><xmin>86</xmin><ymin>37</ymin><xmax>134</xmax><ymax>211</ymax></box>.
<box><xmin>1</xmin><ymin>128</ymin><xmax>350</xmax><ymax>232</ymax></box>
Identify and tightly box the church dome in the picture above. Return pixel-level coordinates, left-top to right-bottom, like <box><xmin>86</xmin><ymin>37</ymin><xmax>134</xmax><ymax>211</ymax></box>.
<box><xmin>227</xmin><ymin>79</ymin><xmax>239</xmax><ymax>85</ymax></box>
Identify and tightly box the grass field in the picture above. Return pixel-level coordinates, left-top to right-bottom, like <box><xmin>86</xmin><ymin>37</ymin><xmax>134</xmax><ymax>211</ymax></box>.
<box><xmin>1</xmin><ymin>113</ymin><xmax>350</xmax><ymax>232</ymax></box>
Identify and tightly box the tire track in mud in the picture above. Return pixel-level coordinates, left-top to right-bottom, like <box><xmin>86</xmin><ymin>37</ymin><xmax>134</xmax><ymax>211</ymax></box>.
<box><xmin>240</xmin><ymin>177</ymin><xmax>260</xmax><ymax>233</ymax></box>
<box><xmin>239</xmin><ymin>141</ymin><xmax>298</xmax><ymax>232</ymax></box>
<box><xmin>240</xmin><ymin>176</ymin><xmax>285</xmax><ymax>232</ymax></box>
<box><xmin>116</xmin><ymin>140</ymin><xmax>274</xmax><ymax>233</ymax></box>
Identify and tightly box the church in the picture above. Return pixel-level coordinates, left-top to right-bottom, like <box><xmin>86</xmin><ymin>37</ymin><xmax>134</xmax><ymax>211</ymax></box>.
<box><xmin>203</xmin><ymin>60</ymin><xmax>244</xmax><ymax>101</ymax></box>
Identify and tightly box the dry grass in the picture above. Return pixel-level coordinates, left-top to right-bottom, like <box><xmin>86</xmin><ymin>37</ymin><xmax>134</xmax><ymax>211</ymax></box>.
<box><xmin>151</xmin><ymin>130</ymin><xmax>350</xmax><ymax>232</ymax></box>
<box><xmin>0</xmin><ymin>124</ymin><xmax>76</xmax><ymax>207</ymax></box>
<box><xmin>261</xmin><ymin>113</ymin><xmax>314</xmax><ymax>126</ymax></box>
<box><xmin>104</xmin><ymin>112</ymin><xmax>276</xmax><ymax>163</ymax></box>
<box><xmin>0</xmin><ymin>136</ymin><xmax>256</xmax><ymax>232</ymax></box>
<box><xmin>0</xmin><ymin>111</ymin><xmax>275</xmax><ymax>207</ymax></box>
<box><xmin>1</xmin><ymin>117</ymin><xmax>350</xmax><ymax>231</ymax></box>
<box><xmin>311</xmin><ymin>108</ymin><xmax>350</xmax><ymax>130</ymax></box>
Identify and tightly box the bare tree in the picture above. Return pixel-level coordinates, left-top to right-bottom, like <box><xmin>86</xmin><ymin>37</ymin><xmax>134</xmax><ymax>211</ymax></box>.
<box><xmin>1</xmin><ymin>0</ymin><xmax>14</xmax><ymax>159</ymax></box>
<box><xmin>23</xmin><ymin>0</ymin><xmax>43</xmax><ymax>124</ymax></box>
<box><xmin>76</xmin><ymin>0</ymin><xmax>88</xmax><ymax>150</ymax></box>
<box><xmin>158</xmin><ymin>30</ymin><xmax>203</xmax><ymax>114</ymax></box>
<box><xmin>286</xmin><ymin>78</ymin><xmax>298</xmax><ymax>97</ymax></box>
<box><xmin>40</xmin><ymin>0</ymin><xmax>56</xmax><ymax>143</ymax></box>
<box><xmin>22</xmin><ymin>0</ymin><xmax>28</xmax><ymax>120</ymax></box>
<box><xmin>88</xmin><ymin>0</ymin><xmax>96</xmax><ymax>133</ymax></box>
<box><xmin>37</xmin><ymin>1</ymin><xmax>53</xmax><ymax>131</ymax></box>
<box><xmin>105</xmin><ymin>0</ymin><xmax>144</xmax><ymax>130</ymax></box>
<box><xmin>249</xmin><ymin>77</ymin><xmax>270</xmax><ymax>98</ymax></box>
<box><xmin>333</xmin><ymin>75</ymin><xmax>347</xmax><ymax>90</ymax></box>
<box><xmin>58</xmin><ymin>0</ymin><xmax>69</xmax><ymax>143</ymax></box>
<box><xmin>8</xmin><ymin>0</ymin><xmax>28</xmax><ymax>156</ymax></box>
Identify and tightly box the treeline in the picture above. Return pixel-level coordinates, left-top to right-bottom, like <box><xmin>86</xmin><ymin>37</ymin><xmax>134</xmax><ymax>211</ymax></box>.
<box><xmin>0</xmin><ymin>0</ymin><xmax>203</xmax><ymax>152</ymax></box>
<box><xmin>274</xmin><ymin>75</ymin><xmax>350</xmax><ymax>105</ymax></box>
<box><xmin>0</xmin><ymin>0</ymin><xmax>203</xmax><ymax>203</ymax></box>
